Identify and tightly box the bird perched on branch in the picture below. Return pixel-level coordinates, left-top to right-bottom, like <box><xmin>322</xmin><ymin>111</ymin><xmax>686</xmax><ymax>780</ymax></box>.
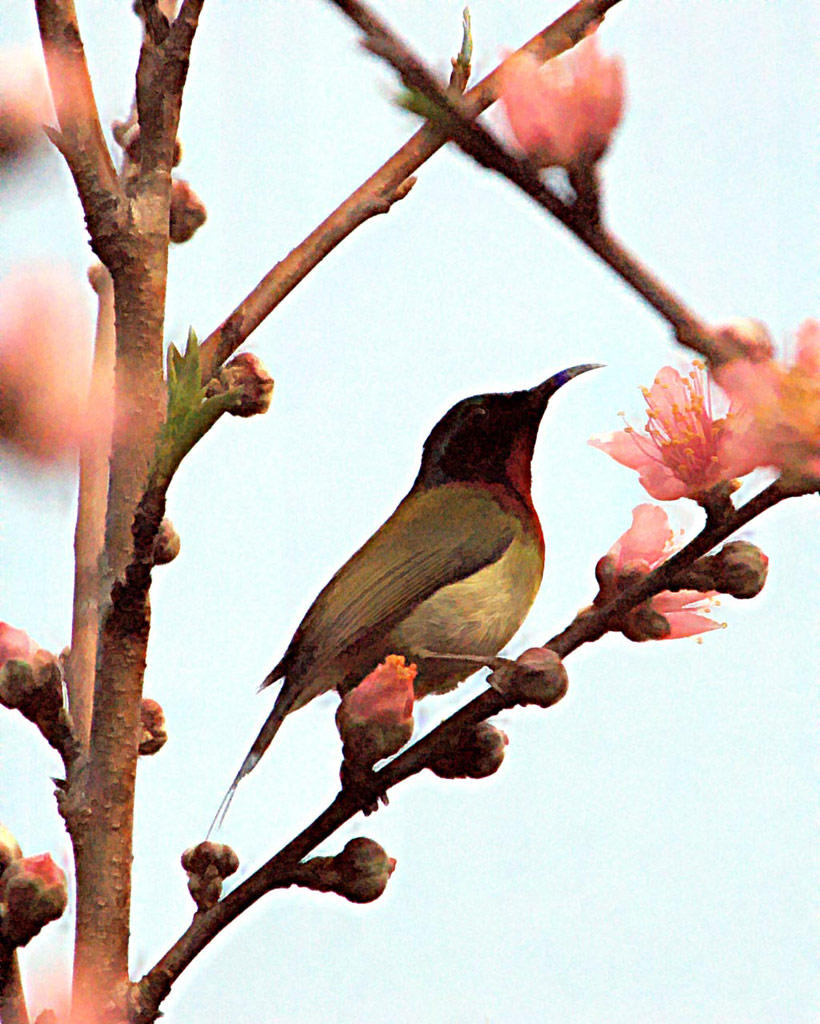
<box><xmin>212</xmin><ymin>364</ymin><xmax>599</xmax><ymax>829</ymax></box>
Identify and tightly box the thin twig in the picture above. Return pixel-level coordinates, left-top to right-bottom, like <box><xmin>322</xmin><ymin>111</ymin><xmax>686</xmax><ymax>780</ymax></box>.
<box><xmin>132</xmin><ymin>476</ymin><xmax>790</xmax><ymax>1023</ymax></box>
<box><xmin>65</xmin><ymin>265</ymin><xmax>115</xmax><ymax>751</ymax></box>
<box><xmin>326</xmin><ymin>0</ymin><xmax>752</xmax><ymax>367</ymax></box>
<box><xmin>197</xmin><ymin>0</ymin><xmax>623</xmax><ymax>381</ymax></box>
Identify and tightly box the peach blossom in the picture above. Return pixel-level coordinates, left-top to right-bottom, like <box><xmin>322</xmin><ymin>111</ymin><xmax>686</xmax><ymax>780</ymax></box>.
<box><xmin>0</xmin><ymin>622</ymin><xmax>39</xmax><ymax>667</ymax></box>
<box><xmin>590</xmin><ymin>364</ymin><xmax>757</xmax><ymax>499</ymax></box>
<box><xmin>715</xmin><ymin>320</ymin><xmax>820</xmax><ymax>477</ymax></box>
<box><xmin>607</xmin><ymin>505</ymin><xmax>721</xmax><ymax>639</ymax></box>
<box><xmin>500</xmin><ymin>35</ymin><xmax>625</xmax><ymax>169</ymax></box>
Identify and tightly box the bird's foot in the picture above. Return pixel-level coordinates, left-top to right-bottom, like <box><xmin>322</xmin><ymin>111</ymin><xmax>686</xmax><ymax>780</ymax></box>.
<box><xmin>340</xmin><ymin>760</ymin><xmax>389</xmax><ymax>816</ymax></box>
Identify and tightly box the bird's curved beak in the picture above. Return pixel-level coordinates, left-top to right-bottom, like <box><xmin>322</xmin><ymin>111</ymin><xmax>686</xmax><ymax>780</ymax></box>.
<box><xmin>527</xmin><ymin>363</ymin><xmax>603</xmax><ymax>415</ymax></box>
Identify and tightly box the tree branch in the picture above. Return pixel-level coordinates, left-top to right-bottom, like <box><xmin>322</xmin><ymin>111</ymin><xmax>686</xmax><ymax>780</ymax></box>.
<box><xmin>197</xmin><ymin>0</ymin><xmax>623</xmax><ymax>381</ymax></box>
<box><xmin>324</xmin><ymin>0</ymin><xmax>754</xmax><ymax>367</ymax></box>
<box><xmin>0</xmin><ymin>943</ymin><xmax>29</xmax><ymax>1024</ymax></box>
<box><xmin>132</xmin><ymin>472</ymin><xmax>793</xmax><ymax>1022</ymax></box>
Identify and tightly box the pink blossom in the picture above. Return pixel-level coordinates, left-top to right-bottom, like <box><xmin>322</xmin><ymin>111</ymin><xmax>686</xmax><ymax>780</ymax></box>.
<box><xmin>336</xmin><ymin>655</ymin><xmax>416</xmax><ymax>766</ymax></box>
<box><xmin>590</xmin><ymin>364</ymin><xmax>757</xmax><ymax>500</ymax></box>
<box><xmin>0</xmin><ymin>622</ymin><xmax>39</xmax><ymax>667</ymax></box>
<box><xmin>714</xmin><ymin>320</ymin><xmax>820</xmax><ymax>477</ymax></box>
<box><xmin>0</xmin><ymin>266</ymin><xmax>109</xmax><ymax>465</ymax></box>
<box><xmin>500</xmin><ymin>35</ymin><xmax>625</xmax><ymax>169</ymax></box>
<box><xmin>0</xmin><ymin>49</ymin><xmax>52</xmax><ymax>166</ymax></box>
<box><xmin>607</xmin><ymin>505</ymin><xmax>721</xmax><ymax>639</ymax></box>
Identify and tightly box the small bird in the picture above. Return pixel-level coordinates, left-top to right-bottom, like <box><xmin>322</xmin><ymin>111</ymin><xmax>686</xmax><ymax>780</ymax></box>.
<box><xmin>212</xmin><ymin>364</ymin><xmax>599</xmax><ymax>828</ymax></box>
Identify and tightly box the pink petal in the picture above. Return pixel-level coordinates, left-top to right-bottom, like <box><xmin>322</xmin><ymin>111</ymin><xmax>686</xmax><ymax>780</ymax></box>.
<box><xmin>609</xmin><ymin>504</ymin><xmax>672</xmax><ymax>569</ymax></box>
<box><xmin>795</xmin><ymin>319</ymin><xmax>820</xmax><ymax>376</ymax></box>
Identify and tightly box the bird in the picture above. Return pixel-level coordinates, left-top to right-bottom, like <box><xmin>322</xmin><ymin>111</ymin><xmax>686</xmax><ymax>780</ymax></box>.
<box><xmin>211</xmin><ymin>364</ymin><xmax>599</xmax><ymax>829</ymax></box>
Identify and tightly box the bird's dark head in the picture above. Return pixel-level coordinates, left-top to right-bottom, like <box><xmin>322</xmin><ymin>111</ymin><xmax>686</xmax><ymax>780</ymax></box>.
<box><xmin>415</xmin><ymin>364</ymin><xmax>601</xmax><ymax>499</ymax></box>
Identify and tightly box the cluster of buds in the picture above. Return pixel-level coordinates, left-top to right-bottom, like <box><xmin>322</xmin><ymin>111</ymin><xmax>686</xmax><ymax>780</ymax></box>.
<box><xmin>181</xmin><ymin>842</ymin><xmax>239</xmax><ymax>912</ymax></box>
<box><xmin>0</xmin><ymin>637</ymin><xmax>71</xmax><ymax>752</ymax></box>
<box><xmin>139</xmin><ymin>698</ymin><xmax>168</xmax><ymax>756</ymax></box>
<box><xmin>0</xmin><ymin>832</ymin><xmax>68</xmax><ymax>948</ymax></box>
<box><xmin>428</xmin><ymin>721</ymin><xmax>509</xmax><ymax>780</ymax></box>
<box><xmin>594</xmin><ymin>505</ymin><xmax>769</xmax><ymax>642</ymax></box>
<box><xmin>290</xmin><ymin>838</ymin><xmax>395</xmax><ymax>905</ymax></box>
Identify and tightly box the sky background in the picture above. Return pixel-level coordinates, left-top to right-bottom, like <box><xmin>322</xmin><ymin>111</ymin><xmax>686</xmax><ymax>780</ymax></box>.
<box><xmin>1</xmin><ymin>1</ymin><xmax>818</xmax><ymax>1022</ymax></box>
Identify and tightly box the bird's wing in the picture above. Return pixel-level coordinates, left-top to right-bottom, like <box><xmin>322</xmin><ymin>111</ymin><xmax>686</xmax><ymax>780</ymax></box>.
<box><xmin>286</xmin><ymin>483</ymin><xmax>519</xmax><ymax>672</ymax></box>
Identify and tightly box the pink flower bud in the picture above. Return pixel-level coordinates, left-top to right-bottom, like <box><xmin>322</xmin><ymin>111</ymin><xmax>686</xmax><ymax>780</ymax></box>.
<box><xmin>500</xmin><ymin>36</ymin><xmax>625</xmax><ymax>170</ymax></box>
<box><xmin>181</xmin><ymin>841</ymin><xmax>239</xmax><ymax>912</ymax></box>
<box><xmin>153</xmin><ymin>518</ymin><xmax>180</xmax><ymax>566</ymax></box>
<box><xmin>336</xmin><ymin>655</ymin><xmax>416</xmax><ymax>768</ymax></box>
<box><xmin>207</xmin><ymin>353</ymin><xmax>275</xmax><ymax>418</ymax></box>
<box><xmin>429</xmin><ymin>721</ymin><xmax>509</xmax><ymax>780</ymax></box>
<box><xmin>0</xmin><ymin>622</ymin><xmax>39</xmax><ymax>667</ymax></box>
<box><xmin>169</xmin><ymin>178</ymin><xmax>207</xmax><ymax>243</ymax></box>
<box><xmin>487</xmin><ymin>647</ymin><xmax>568</xmax><ymax>708</ymax></box>
<box><xmin>139</xmin><ymin>698</ymin><xmax>167</xmax><ymax>756</ymax></box>
<box><xmin>0</xmin><ymin>853</ymin><xmax>68</xmax><ymax>947</ymax></box>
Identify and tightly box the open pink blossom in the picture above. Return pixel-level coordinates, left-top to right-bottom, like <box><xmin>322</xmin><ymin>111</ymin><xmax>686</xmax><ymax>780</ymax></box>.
<box><xmin>0</xmin><ymin>266</ymin><xmax>108</xmax><ymax>465</ymax></box>
<box><xmin>0</xmin><ymin>622</ymin><xmax>39</xmax><ymax>667</ymax></box>
<box><xmin>607</xmin><ymin>505</ymin><xmax>721</xmax><ymax>639</ymax></box>
<box><xmin>590</xmin><ymin>364</ymin><xmax>757</xmax><ymax>500</ymax></box>
<box><xmin>500</xmin><ymin>35</ymin><xmax>625</xmax><ymax>169</ymax></box>
<box><xmin>714</xmin><ymin>320</ymin><xmax>820</xmax><ymax>477</ymax></box>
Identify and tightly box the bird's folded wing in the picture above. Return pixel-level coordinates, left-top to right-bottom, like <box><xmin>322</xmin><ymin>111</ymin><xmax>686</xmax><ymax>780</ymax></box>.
<box><xmin>290</xmin><ymin>483</ymin><xmax>518</xmax><ymax>668</ymax></box>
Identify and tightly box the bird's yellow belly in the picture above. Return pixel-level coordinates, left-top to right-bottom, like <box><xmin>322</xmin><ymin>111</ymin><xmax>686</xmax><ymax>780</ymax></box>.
<box><xmin>387</xmin><ymin>532</ymin><xmax>544</xmax><ymax>697</ymax></box>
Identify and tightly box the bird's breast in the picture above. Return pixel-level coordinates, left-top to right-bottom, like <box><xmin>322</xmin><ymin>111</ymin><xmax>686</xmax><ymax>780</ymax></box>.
<box><xmin>387</xmin><ymin>528</ymin><xmax>545</xmax><ymax>697</ymax></box>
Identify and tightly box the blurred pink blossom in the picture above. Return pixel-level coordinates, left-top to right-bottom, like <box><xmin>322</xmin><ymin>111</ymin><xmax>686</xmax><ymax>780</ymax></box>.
<box><xmin>0</xmin><ymin>267</ymin><xmax>109</xmax><ymax>465</ymax></box>
<box><xmin>500</xmin><ymin>35</ymin><xmax>625</xmax><ymax>169</ymax></box>
<box><xmin>590</xmin><ymin>364</ymin><xmax>757</xmax><ymax>499</ymax></box>
<box><xmin>607</xmin><ymin>504</ymin><xmax>721</xmax><ymax>639</ymax></box>
<box><xmin>0</xmin><ymin>49</ymin><xmax>53</xmax><ymax>166</ymax></box>
<box><xmin>715</xmin><ymin>320</ymin><xmax>820</xmax><ymax>478</ymax></box>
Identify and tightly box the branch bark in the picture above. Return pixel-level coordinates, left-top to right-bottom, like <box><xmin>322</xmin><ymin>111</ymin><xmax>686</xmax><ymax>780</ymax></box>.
<box><xmin>197</xmin><ymin>0</ymin><xmax>623</xmax><ymax>381</ymax></box>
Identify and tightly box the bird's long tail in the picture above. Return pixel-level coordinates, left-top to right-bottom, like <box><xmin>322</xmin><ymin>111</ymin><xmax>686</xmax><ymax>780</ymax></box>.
<box><xmin>206</xmin><ymin>669</ymin><xmax>298</xmax><ymax>837</ymax></box>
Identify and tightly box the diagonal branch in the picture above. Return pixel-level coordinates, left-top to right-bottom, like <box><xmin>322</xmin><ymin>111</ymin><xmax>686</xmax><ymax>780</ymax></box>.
<box><xmin>132</xmin><ymin>475</ymin><xmax>791</xmax><ymax>1023</ymax></box>
<box><xmin>197</xmin><ymin>0</ymin><xmax>623</xmax><ymax>381</ymax></box>
<box><xmin>325</xmin><ymin>0</ymin><xmax>752</xmax><ymax>367</ymax></box>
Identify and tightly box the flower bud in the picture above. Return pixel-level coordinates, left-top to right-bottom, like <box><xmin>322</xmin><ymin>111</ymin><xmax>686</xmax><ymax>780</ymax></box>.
<box><xmin>112</xmin><ymin>120</ymin><xmax>182</xmax><ymax>166</ymax></box>
<box><xmin>0</xmin><ymin>622</ymin><xmax>39</xmax><ymax>667</ymax></box>
<box><xmin>181</xmin><ymin>841</ymin><xmax>239</xmax><ymax>912</ymax></box>
<box><xmin>0</xmin><ymin>853</ymin><xmax>68</xmax><ymax>947</ymax></box>
<box><xmin>488</xmin><ymin>647</ymin><xmax>568</xmax><ymax>708</ymax></box>
<box><xmin>0</xmin><ymin>822</ymin><xmax>22</xmax><ymax>876</ymax></box>
<box><xmin>0</xmin><ymin>649</ymin><xmax>63</xmax><ymax>725</ymax></box>
<box><xmin>429</xmin><ymin>721</ymin><xmax>508</xmax><ymax>780</ymax></box>
<box><xmin>673</xmin><ymin>541</ymin><xmax>769</xmax><ymax>600</ymax></box>
<box><xmin>332</xmin><ymin>838</ymin><xmax>396</xmax><ymax>904</ymax></box>
<box><xmin>139</xmin><ymin>698</ymin><xmax>167</xmax><ymax>756</ymax></box>
<box><xmin>169</xmin><ymin>178</ymin><xmax>207</xmax><ymax>243</ymax></box>
<box><xmin>336</xmin><ymin>655</ymin><xmax>416</xmax><ymax>769</ymax></box>
<box><xmin>153</xmin><ymin>517</ymin><xmax>180</xmax><ymax>565</ymax></box>
<box><xmin>620</xmin><ymin>603</ymin><xmax>672</xmax><ymax>642</ymax></box>
<box><xmin>206</xmin><ymin>353</ymin><xmax>275</xmax><ymax>418</ymax></box>
<box><xmin>714</xmin><ymin>317</ymin><xmax>775</xmax><ymax>363</ymax></box>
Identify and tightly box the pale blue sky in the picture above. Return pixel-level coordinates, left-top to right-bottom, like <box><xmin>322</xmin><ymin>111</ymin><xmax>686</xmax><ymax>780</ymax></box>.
<box><xmin>1</xmin><ymin>2</ymin><xmax>818</xmax><ymax>1022</ymax></box>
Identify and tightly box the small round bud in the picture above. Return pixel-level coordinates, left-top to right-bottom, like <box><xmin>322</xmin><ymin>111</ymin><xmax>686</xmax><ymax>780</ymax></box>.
<box><xmin>488</xmin><ymin>647</ymin><xmax>568</xmax><ymax>708</ymax></box>
<box><xmin>207</xmin><ymin>353</ymin><xmax>275</xmax><ymax>418</ymax></box>
<box><xmin>139</xmin><ymin>698</ymin><xmax>167</xmax><ymax>756</ymax></box>
<box><xmin>169</xmin><ymin>178</ymin><xmax>207</xmax><ymax>243</ymax></box>
<box><xmin>181</xmin><ymin>841</ymin><xmax>239</xmax><ymax>912</ymax></box>
<box><xmin>337</xmin><ymin>655</ymin><xmax>416</xmax><ymax>769</ymax></box>
<box><xmin>333</xmin><ymin>838</ymin><xmax>396</xmax><ymax>904</ymax></box>
<box><xmin>0</xmin><ymin>823</ymin><xmax>23</xmax><ymax>876</ymax></box>
<box><xmin>675</xmin><ymin>541</ymin><xmax>769</xmax><ymax>600</ymax></box>
<box><xmin>0</xmin><ymin>649</ymin><xmax>63</xmax><ymax>724</ymax></box>
<box><xmin>620</xmin><ymin>603</ymin><xmax>672</xmax><ymax>642</ymax></box>
<box><xmin>153</xmin><ymin>517</ymin><xmax>180</xmax><ymax>566</ymax></box>
<box><xmin>0</xmin><ymin>853</ymin><xmax>68</xmax><ymax>947</ymax></box>
<box><xmin>429</xmin><ymin>721</ymin><xmax>508</xmax><ymax>780</ymax></box>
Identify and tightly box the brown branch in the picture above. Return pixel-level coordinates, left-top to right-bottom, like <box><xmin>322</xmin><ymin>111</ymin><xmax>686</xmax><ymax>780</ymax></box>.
<box><xmin>34</xmin><ymin>0</ymin><xmax>127</xmax><ymax>269</ymax></box>
<box><xmin>64</xmin><ymin>265</ymin><xmax>115</xmax><ymax>751</ymax></box>
<box><xmin>0</xmin><ymin>943</ymin><xmax>29</xmax><ymax>1024</ymax></box>
<box><xmin>325</xmin><ymin>0</ymin><xmax>753</xmax><ymax>367</ymax></box>
<box><xmin>197</xmin><ymin>0</ymin><xmax>623</xmax><ymax>381</ymax></box>
<box><xmin>132</xmin><ymin>475</ymin><xmax>792</xmax><ymax>1022</ymax></box>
